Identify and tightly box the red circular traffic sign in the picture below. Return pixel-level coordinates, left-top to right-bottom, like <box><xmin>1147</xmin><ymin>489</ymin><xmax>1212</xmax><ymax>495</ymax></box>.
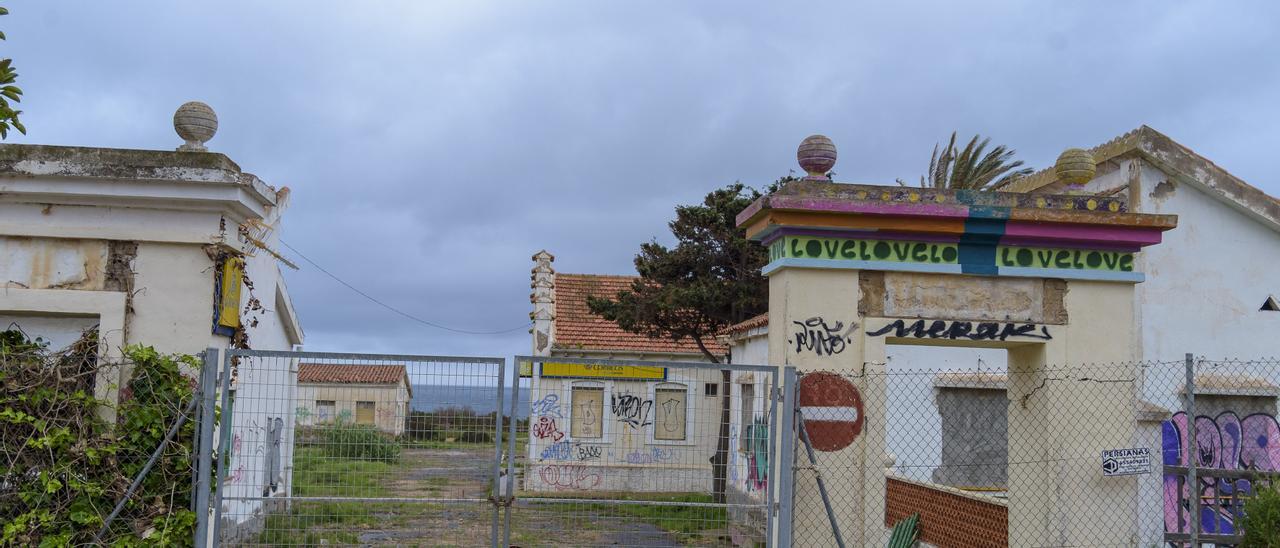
<box><xmin>798</xmin><ymin>371</ymin><xmax>864</xmax><ymax>452</ymax></box>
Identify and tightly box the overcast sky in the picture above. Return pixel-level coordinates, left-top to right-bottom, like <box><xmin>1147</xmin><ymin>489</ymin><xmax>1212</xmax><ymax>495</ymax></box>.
<box><xmin>7</xmin><ymin>1</ymin><xmax>1280</xmax><ymax>360</ymax></box>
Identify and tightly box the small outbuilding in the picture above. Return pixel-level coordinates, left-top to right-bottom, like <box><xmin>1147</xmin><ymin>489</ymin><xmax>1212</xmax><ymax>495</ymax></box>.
<box><xmin>295</xmin><ymin>363</ymin><xmax>412</xmax><ymax>435</ymax></box>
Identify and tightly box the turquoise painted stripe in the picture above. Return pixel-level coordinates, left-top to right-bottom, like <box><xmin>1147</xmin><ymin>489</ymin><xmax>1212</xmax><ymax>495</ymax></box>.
<box><xmin>761</xmin><ymin>258</ymin><xmax>964</xmax><ymax>276</ymax></box>
<box><xmin>997</xmin><ymin>266</ymin><xmax>1145</xmax><ymax>283</ymax></box>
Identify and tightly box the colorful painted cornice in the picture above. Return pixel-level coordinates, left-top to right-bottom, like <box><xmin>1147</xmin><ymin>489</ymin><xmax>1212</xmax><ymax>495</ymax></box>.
<box><xmin>737</xmin><ymin>181</ymin><xmax>1178</xmax><ymax>282</ymax></box>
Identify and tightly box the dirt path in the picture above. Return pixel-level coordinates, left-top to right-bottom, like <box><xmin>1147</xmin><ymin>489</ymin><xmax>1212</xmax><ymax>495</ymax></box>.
<box><xmin>342</xmin><ymin>445</ymin><xmax>690</xmax><ymax>547</ymax></box>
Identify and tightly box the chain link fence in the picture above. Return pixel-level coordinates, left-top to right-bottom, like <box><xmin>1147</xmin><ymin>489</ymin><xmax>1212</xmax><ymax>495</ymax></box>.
<box><xmin>785</xmin><ymin>356</ymin><xmax>1280</xmax><ymax>548</ymax></box>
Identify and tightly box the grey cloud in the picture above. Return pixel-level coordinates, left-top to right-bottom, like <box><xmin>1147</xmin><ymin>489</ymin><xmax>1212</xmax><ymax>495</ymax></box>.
<box><xmin>7</xmin><ymin>1</ymin><xmax>1280</xmax><ymax>359</ymax></box>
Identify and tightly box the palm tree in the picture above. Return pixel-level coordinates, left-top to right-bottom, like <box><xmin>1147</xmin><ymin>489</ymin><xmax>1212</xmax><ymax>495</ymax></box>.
<box><xmin>898</xmin><ymin>132</ymin><xmax>1033</xmax><ymax>190</ymax></box>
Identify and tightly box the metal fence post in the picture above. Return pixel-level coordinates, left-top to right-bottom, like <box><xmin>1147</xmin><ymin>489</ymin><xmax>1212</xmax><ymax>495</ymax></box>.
<box><xmin>194</xmin><ymin>348</ymin><xmax>220</xmax><ymax>547</ymax></box>
<box><xmin>776</xmin><ymin>366</ymin><xmax>798</xmax><ymax>548</ymax></box>
<box><xmin>1184</xmin><ymin>352</ymin><xmax>1198</xmax><ymax>546</ymax></box>
<box><xmin>211</xmin><ymin>349</ymin><xmax>235</xmax><ymax>545</ymax></box>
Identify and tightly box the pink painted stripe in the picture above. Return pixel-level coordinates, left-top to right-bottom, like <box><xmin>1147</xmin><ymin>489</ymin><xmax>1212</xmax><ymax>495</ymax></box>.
<box><xmin>1003</xmin><ymin>221</ymin><xmax>1164</xmax><ymax>247</ymax></box>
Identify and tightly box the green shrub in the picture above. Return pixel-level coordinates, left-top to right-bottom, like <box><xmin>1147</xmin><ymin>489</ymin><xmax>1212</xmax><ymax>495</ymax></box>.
<box><xmin>317</xmin><ymin>423</ymin><xmax>401</xmax><ymax>462</ymax></box>
<box><xmin>0</xmin><ymin>330</ymin><xmax>203</xmax><ymax>546</ymax></box>
<box><xmin>1241</xmin><ymin>480</ymin><xmax>1280</xmax><ymax>547</ymax></box>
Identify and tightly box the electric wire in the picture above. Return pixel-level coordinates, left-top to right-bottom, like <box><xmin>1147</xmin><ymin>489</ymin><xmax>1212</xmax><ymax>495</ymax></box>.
<box><xmin>280</xmin><ymin>239</ymin><xmax>532</xmax><ymax>335</ymax></box>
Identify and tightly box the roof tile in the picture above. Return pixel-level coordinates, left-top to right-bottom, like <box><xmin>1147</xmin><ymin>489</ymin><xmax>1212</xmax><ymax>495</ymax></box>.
<box><xmin>298</xmin><ymin>363</ymin><xmax>407</xmax><ymax>385</ymax></box>
<box><xmin>554</xmin><ymin>273</ymin><xmax>725</xmax><ymax>356</ymax></box>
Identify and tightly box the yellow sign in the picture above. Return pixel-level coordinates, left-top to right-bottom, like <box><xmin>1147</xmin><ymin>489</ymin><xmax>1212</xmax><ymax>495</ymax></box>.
<box><xmin>518</xmin><ymin>361</ymin><xmax>533</xmax><ymax>378</ymax></box>
<box><xmin>540</xmin><ymin>362</ymin><xmax>666</xmax><ymax>380</ymax></box>
<box><xmin>217</xmin><ymin>257</ymin><xmax>244</xmax><ymax>331</ymax></box>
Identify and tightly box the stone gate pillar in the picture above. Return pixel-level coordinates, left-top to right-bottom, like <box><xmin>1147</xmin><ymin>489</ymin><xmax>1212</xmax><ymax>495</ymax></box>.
<box><xmin>740</xmin><ymin>136</ymin><xmax>1177</xmax><ymax>546</ymax></box>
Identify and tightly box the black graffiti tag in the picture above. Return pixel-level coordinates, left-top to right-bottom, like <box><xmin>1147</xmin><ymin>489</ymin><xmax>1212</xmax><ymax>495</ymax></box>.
<box><xmin>867</xmin><ymin>319</ymin><xmax>1052</xmax><ymax>341</ymax></box>
<box><xmin>611</xmin><ymin>394</ymin><xmax>653</xmax><ymax>429</ymax></box>
<box><xmin>790</xmin><ymin>317</ymin><xmax>857</xmax><ymax>356</ymax></box>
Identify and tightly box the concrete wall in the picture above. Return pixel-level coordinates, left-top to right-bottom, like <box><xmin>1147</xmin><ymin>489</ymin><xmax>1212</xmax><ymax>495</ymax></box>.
<box><xmin>295</xmin><ymin>382</ymin><xmax>411</xmax><ymax>435</ymax></box>
<box><xmin>1133</xmin><ymin>159</ymin><xmax>1280</xmax><ymax>363</ymax></box>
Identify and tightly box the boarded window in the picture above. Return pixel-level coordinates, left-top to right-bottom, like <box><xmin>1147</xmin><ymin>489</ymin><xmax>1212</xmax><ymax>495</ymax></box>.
<box><xmin>740</xmin><ymin>383</ymin><xmax>755</xmax><ymax>452</ymax></box>
<box><xmin>356</xmin><ymin>401</ymin><xmax>375</xmax><ymax>425</ymax></box>
<box><xmin>571</xmin><ymin>386</ymin><xmax>604</xmax><ymax>439</ymax></box>
<box><xmin>316</xmin><ymin>400</ymin><xmax>335</xmax><ymax>422</ymax></box>
<box><xmin>654</xmin><ymin>384</ymin><xmax>688</xmax><ymax>441</ymax></box>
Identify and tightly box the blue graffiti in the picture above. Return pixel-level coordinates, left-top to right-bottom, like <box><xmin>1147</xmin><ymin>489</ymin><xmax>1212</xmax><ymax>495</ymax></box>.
<box><xmin>540</xmin><ymin>440</ymin><xmax>572</xmax><ymax>461</ymax></box>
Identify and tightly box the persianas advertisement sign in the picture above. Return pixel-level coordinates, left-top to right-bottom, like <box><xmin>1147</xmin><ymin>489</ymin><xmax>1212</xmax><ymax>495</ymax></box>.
<box><xmin>539</xmin><ymin>362</ymin><xmax>666</xmax><ymax>380</ymax></box>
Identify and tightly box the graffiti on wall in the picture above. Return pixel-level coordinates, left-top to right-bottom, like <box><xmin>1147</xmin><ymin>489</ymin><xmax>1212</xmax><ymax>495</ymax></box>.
<box><xmin>533</xmin><ymin>416</ymin><xmax>565</xmax><ymax>442</ymax></box>
<box><xmin>262</xmin><ymin>417</ymin><xmax>283</xmax><ymax>497</ymax></box>
<box><xmin>532</xmin><ymin>394</ymin><xmax>564</xmax><ymax>418</ymax></box>
<box><xmin>744</xmin><ymin>416</ymin><xmax>769</xmax><ymax>492</ymax></box>
<box><xmin>790</xmin><ymin>317</ymin><xmax>856</xmax><ymax>356</ymax></box>
<box><xmin>611</xmin><ymin>393</ymin><xmax>654</xmax><ymax>429</ymax></box>
<box><xmin>1162</xmin><ymin>411</ymin><xmax>1280</xmax><ymax>536</ymax></box>
<box><xmin>537</xmin><ymin>464</ymin><xmax>602</xmax><ymax>491</ymax></box>
<box><xmin>538</xmin><ymin>440</ymin><xmax>603</xmax><ymax>462</ymax></box>
<box><xmin>624</xmin><ymin>447</ymin><xmax>675</xmax><ymax>465</ymax></box>
<box><xmin>867</xmin><ymin>319</ymin><xmax>1052</xmax><ymax>342</ymax></box>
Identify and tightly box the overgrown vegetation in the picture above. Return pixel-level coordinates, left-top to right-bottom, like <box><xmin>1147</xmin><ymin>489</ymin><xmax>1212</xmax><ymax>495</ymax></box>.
<box><xmin>1240</xmin><ymin>480</ymin><xmax>1280</xmax><ymax>547</ymax></box>
<box><xmin>308</xmin><ymin>423</ymin><xmax>401</xmax><ymax>462</ymax></box>
<box><xmin>0</xmin><ymin>330</ymin><xmax>201</xmax><ymax>546</ymax></box>
<box><xmin>402</xmin><ymin>406</ymin><xmax>525</xmax><ymax>444</ymax></box>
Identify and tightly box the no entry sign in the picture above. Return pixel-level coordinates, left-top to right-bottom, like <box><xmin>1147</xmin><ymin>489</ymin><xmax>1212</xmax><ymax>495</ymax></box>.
<box><xmin>798</xmin><ymin>371</ymin><xmax>864</xmax><ymax>452</ymax></box>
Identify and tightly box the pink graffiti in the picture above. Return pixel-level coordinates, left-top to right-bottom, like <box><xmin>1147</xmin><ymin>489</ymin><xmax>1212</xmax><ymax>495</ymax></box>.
<box><xmin>231</xmin><ymin>433</ymin><xmax>242</xmax><ymax>455</ymax></box>
<box><xmin>537</xmin><ymin>464</ymin><xmax>601</xmax><ymax>491</ymax></box>
<box><xmin>226</xmin><ymin>462</ymin><xmax>246</xmax><ymax>484</ymax></box>
<box><xmin>1162</xmin><ymin>411</ymin><xmax>1280</xmax><ymax>536</ymax></box>
<box><xmin>533</xmin><ymin>416</ymin><xmax>564</xmax><ymax>442</ymax></box>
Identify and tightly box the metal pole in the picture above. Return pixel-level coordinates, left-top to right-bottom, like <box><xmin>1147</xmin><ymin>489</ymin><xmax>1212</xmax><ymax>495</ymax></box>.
<box><xmin>490</xmin><ymin>360</ymin><xmax>506</xmax><ymax>548</ymax></box>
<box><xmin>765</xmin><ymin>367</ymin><xmax>780</xmax><ymax>545</ymax></box>
<box><xmin>211</xmin><ymin>349</ymin><xmax>234</xmax><ymax>545</ymax></box>
<box><xmin>1185</xmin><ymin>352</ymin><xmax>1198</xmax><ymax>547</ymax></box>
<box><xmin>776</xmin><ymin>367</ymin><xmax>798</xmax><ymax>548</ymax></box>
<box><xmin>95</xmin><ymin>395</ymin><xmax>199</xmax><ymax>543</ymax></box>
<box><xmin>797</xmin><ymin>408</ymin><xmax>846</xmax><ymax>548</ymax></box>
<box><xmin>502</xmin><ymin>360</ymin><xmax>522</xmax><ymax>548</ymax></box>
<box><xmin>194</xmin><ymin>348</ymin><xmax>219</xmax><ymax>546</ymax></box>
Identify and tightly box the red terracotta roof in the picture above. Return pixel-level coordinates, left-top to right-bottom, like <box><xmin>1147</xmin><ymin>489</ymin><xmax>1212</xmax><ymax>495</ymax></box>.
<box><xmin>298</xmin><ymin>363</ymin><xmax>407</xmax><ymax>385</ymax></box>
<box><xmin>554</xmin><ymin>273</ymin><xmax>725</xmax><ymax>357</ymax></box>
<box><xmin>720</xmin><ymin>312</ymin><xmax>769</xmax><ymax>337</ymax></box>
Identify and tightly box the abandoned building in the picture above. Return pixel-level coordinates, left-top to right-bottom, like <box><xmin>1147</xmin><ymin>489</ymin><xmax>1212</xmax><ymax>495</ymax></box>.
<box><xmin>524</xmin><ymin>251</ymin><xmax>736</xmax><ymax>493</ymax></box>
<box><xmin>295</xmin><ymin>363</ymin><xmax>412</xmax><ymax>435</ymax></box>
<box><xmin>0</xmin><ymin>102</ymin><xmax>305</xmax><ymax>537</ymax></box>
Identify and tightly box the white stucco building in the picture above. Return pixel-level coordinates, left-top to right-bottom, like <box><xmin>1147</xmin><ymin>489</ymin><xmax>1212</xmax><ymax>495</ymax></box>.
<box><xmin>0</xmin><ymin>103</ymin><xmax>305</xmax><ymax>541</ymax></box>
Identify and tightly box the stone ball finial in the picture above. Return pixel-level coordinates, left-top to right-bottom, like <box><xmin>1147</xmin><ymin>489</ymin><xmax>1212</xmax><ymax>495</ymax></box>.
<box><xmin>174</xmin><ymin>101</ymin><xmax>218</xmax><ymax>152</ymax></box>
<box><xmin>1054</xmin><ymin>148</ymin><xmax>1096</xmax><ymax>187</ymax></box>
<box><xmin>797</xmin><ymin>134</ymin><xmax>836</xmax><ymax>181</ymax></box>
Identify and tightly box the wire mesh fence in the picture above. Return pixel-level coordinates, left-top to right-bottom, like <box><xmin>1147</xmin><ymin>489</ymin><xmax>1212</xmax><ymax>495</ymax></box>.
<box><xmin>211</xmin><ymin>349</ymin><xmax>507</xmax><ymax>546</ymax></box>
<box><xmin>507</xmin><ymin>356</ymin><xmax>778</xmax><ymax>547</ymax></box>
<box><xmin>785</xmin><ymin>356</ymin><xmax>1280</xmax><ymax>548</ymax></box>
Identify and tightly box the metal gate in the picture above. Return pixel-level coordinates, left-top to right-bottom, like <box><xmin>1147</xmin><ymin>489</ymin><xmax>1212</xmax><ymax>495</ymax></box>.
<box><xmin>503</xmin><ymin>356</ymin><xmax>782</xmax><ymax>547</ymax></box>
<box><xmin>195</xmin><ymin>350</ymin><xmax>787</xmax><ymax>546</ymax></box>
